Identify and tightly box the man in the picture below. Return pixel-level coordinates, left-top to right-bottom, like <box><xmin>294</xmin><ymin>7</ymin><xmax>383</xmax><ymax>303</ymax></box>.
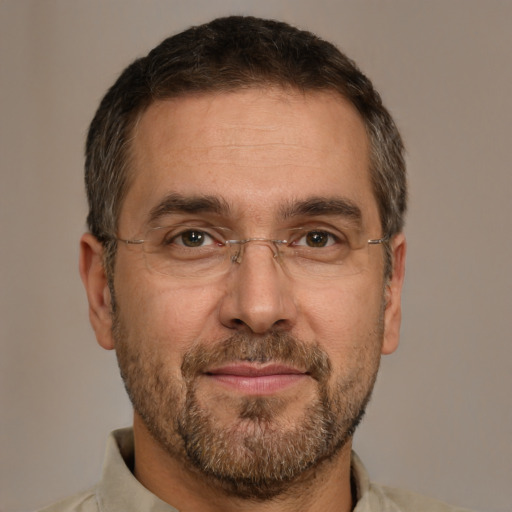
<box><xmin>42</xmin><ymin>16</ymin><xmax>471</xmax><ymax>512</ymax></box>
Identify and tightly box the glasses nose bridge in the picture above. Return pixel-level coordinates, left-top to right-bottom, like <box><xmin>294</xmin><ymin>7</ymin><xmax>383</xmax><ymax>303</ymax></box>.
<box><xmin>228</xmin><ymin>238</ymin><xmax>285</xmax><ymax>265</ymax></box>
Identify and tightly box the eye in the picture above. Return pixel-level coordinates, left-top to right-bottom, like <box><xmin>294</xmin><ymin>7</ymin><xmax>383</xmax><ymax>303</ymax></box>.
<box><xmin>294</xmin><ymin>230</ymin><xmax>338</xmax><ymax>248</ymax></box>
<box><xmin>173</xmin><ymin>229</ymin><xmax>216</xmax><ymax>248</ymax></box>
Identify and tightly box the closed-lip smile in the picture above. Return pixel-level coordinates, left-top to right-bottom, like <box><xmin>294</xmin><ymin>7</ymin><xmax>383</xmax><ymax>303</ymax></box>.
<box><xmin>204</xmin><ymin>363</ymin><xmax>309</xmax><ymax>395</ymax></box>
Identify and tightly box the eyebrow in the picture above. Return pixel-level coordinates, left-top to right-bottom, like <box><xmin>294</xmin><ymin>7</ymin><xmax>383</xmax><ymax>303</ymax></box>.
<box><xmin>148</xmin><ymin>193</ymin><xmax>231</xmax><ymax>224</ymax></box>
<box><xmin>147</xmin><ymin>193</ymin><xmax>363</xmax><ymax>227</ymax></box>
<box><xmin>280</xmin><ymin>197</ymin><xmax>363</xmax><ymax>224</ymax></box>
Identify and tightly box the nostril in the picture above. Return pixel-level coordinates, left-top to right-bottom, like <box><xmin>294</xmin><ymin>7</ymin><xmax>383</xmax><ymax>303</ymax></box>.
<box><xmin>227</xmin><ymin>316</ymin><xmax>290</xmax><ymax>333</ymax></box>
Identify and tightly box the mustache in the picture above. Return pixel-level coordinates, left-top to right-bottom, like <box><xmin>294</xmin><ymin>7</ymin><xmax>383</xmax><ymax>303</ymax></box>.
<box><xmin>181</xmin><ymin>331</ymin><xmax>332</xmax><ymax>383</ymax></box>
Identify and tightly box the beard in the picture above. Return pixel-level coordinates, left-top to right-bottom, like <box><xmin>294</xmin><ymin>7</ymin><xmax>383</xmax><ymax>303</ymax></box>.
<box><xmin>114</xmin><ymin>321</ymin><xmax>382</xmax><ymax>500</ymax></box>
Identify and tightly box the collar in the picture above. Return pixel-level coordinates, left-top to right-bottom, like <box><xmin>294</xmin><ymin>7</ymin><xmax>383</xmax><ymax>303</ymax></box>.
<box><xmin>97</xmin><ymin>428</ymin><xmax>178</xmax><ymax>512</ymax></box>
<box><xmin>97</xmin><ymin>428</ymin><xmax>382</xmax><ymax>512</ymax></box>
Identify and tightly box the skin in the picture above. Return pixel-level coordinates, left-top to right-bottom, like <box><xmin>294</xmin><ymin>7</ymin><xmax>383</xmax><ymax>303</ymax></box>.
<box><xmin>80</xmin><ymin>88</ymin><xmax>406</xmax><ymax>512</ymax></box>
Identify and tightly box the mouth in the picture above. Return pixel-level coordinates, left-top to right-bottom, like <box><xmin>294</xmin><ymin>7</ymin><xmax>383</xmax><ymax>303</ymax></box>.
<box><xmin>204</xmin><ymin>363</ymin><xmax>309</xmax><ymax>395</ymax></box>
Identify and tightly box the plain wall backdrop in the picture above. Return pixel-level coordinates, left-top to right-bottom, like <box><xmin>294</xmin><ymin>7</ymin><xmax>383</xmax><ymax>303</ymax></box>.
<box><xmin>1</xmin><ymin>1</ymin><xmax>511</xmax><ymax>511</ymax></box>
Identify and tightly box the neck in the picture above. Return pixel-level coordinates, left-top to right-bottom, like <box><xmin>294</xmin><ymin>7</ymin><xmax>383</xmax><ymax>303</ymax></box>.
<box><xmin>132</xmin><ymin>414</ymin><xmax>355</xmax><ymax>512</ymax></box>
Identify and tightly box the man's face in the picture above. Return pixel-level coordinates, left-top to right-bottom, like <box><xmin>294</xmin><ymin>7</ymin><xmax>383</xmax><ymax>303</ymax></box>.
<box><xmin>83</xmin><ymin>88</ymin><xmax>404</xmax><ymax>498</ymax></box>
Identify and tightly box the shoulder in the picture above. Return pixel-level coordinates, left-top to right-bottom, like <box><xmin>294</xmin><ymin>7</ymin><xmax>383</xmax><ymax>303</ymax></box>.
<box><xmin>351</xmin><ymin>452</ymin><xmax>475</xmax><ymax>512</ymax></box>
<box><xmin>374</xmin><ymin>483</ymin><xmax>475</xmax><ymax>512</ymax></box>
<box><xmin>36</xmin><ymin>489</ymin><xmax>98</xmax><ymax>512</ymax></box>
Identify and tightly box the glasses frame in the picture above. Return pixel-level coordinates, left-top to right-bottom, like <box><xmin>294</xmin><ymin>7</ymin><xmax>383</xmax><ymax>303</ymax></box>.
<box><xmin>115</xmin><ymin>226</ymin><xmax>389</xmax><ymax>278</ymax></box>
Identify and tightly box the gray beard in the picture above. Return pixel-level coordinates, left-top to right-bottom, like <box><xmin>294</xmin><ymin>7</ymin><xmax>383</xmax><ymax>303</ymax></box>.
<box><xmin>114</xmin><ymin>329</ymin><xmax>381</xmax><ymax>500</ymax></box>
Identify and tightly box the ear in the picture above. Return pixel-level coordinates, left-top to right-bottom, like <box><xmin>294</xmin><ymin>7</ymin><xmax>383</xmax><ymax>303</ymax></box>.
<box><xmin>381</xmin><ymin>233</ymin><xmax>406</xmax><ymax>355</ymax></box>
<box><xmin>79</xmin><ymin>233</ymin><xmax>115</xmax><ymax>350</ymax></box>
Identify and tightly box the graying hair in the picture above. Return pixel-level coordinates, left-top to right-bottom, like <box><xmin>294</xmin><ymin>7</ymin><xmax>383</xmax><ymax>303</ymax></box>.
<box><xmin>85</xmin><ymin>16</ymin><xmax>406</xmax><ymax>279</ymax></box>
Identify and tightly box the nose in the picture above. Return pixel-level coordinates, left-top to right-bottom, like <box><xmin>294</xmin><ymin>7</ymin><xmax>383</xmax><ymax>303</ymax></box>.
<box><xmin>218</xmin><ymin>241</ymin><xmax>298</xmax><ymax>334</ymax></box>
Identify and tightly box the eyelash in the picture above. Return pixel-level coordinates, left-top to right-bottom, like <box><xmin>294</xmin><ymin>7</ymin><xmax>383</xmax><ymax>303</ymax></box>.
<box><xmin>161</xmin><ymin>227</ymin><xmax>347</xmax><ymax>249</ymax></box>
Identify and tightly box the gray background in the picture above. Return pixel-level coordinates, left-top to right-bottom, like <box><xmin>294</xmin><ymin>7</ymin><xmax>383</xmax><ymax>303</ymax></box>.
<box><xmin>1</xmin><ymin>1</ymin><xmax>511</xmax><ymax>511</ymax></box>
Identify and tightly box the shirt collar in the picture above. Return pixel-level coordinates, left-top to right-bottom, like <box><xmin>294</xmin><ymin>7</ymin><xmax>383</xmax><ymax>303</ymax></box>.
<box><xmin>97</xmin><ymin>428</ymin><xmax>386</xmax><ymax>512</ymax></box>
<box><xmin>97</xmin><ymin>428</ymin><xmax>178</xmax><ymax>512</ymax></box>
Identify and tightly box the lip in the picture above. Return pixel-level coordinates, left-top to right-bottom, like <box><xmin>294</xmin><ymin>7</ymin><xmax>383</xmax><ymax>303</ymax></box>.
<box><xmin>204</xmin><ymin>363</ymin><xmax>309</xmax><ymax>395</ymax></box>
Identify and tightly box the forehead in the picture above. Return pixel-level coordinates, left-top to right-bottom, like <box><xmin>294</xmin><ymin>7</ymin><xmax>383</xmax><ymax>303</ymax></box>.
<box><xmin>121</xmin><ymin>88</ymin><xmax>378</xmax><ymax>232</ymax></box>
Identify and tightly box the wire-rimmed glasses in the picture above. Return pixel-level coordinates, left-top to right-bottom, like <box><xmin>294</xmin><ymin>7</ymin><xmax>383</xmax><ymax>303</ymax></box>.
<box><xmin>116</xmin><ymin>224</ymin><xmax>388</xmax><ymax>279</ymax></box>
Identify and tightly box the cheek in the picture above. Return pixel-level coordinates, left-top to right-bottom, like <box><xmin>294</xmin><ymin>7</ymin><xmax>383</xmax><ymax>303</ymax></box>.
<box><xmin>299</xmin><ymin>278</ymin><xmax>385</xmax><ymax>361</ymax></box>
<box><xmin>115</xmin><ymin>272</ymin><xmax>224</xmax><ymax>358</ymax></box>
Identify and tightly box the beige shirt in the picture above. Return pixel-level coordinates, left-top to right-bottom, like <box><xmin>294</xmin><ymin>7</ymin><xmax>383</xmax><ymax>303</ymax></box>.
<box><xmin>39</xmin><ymin>428</ymin><xmax>473</xmax><ymax>512</ymax></box>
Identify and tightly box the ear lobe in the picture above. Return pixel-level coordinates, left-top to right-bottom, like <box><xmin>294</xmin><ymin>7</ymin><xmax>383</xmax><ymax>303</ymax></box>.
<box><xmin>381</xmin><ymin>233</ymin><xmax>406</xmax><ymax>355</ymax></box>
<box><xmin>79</xmin><ymin>233</ymin><xmax>115</xmax><ymax>350</ymax></box>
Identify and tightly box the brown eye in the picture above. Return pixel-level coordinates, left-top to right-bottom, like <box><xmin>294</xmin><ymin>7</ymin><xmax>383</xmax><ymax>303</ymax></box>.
<box><xmin>304</xmin><ymin>231</ymin><xmax>333</xmax><ymax>248</ymax></box>
<box><xmin>177</xmin><ymin>230</ymin><xmax>212</xmax><ymax>247</ymax></box>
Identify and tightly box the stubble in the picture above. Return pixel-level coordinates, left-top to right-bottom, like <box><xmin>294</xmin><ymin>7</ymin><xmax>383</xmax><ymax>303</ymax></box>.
<box><xmin>114</xmin><ymin>325</ymin><xmax>382</xmax><ymax>500</ymax></box>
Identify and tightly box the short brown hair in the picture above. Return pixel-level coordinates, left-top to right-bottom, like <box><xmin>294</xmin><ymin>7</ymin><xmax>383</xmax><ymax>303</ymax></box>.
<box><xmin>85</xmin><ymin>16</ymin><xmax>406</xmax><ymax>277</ymax></box>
